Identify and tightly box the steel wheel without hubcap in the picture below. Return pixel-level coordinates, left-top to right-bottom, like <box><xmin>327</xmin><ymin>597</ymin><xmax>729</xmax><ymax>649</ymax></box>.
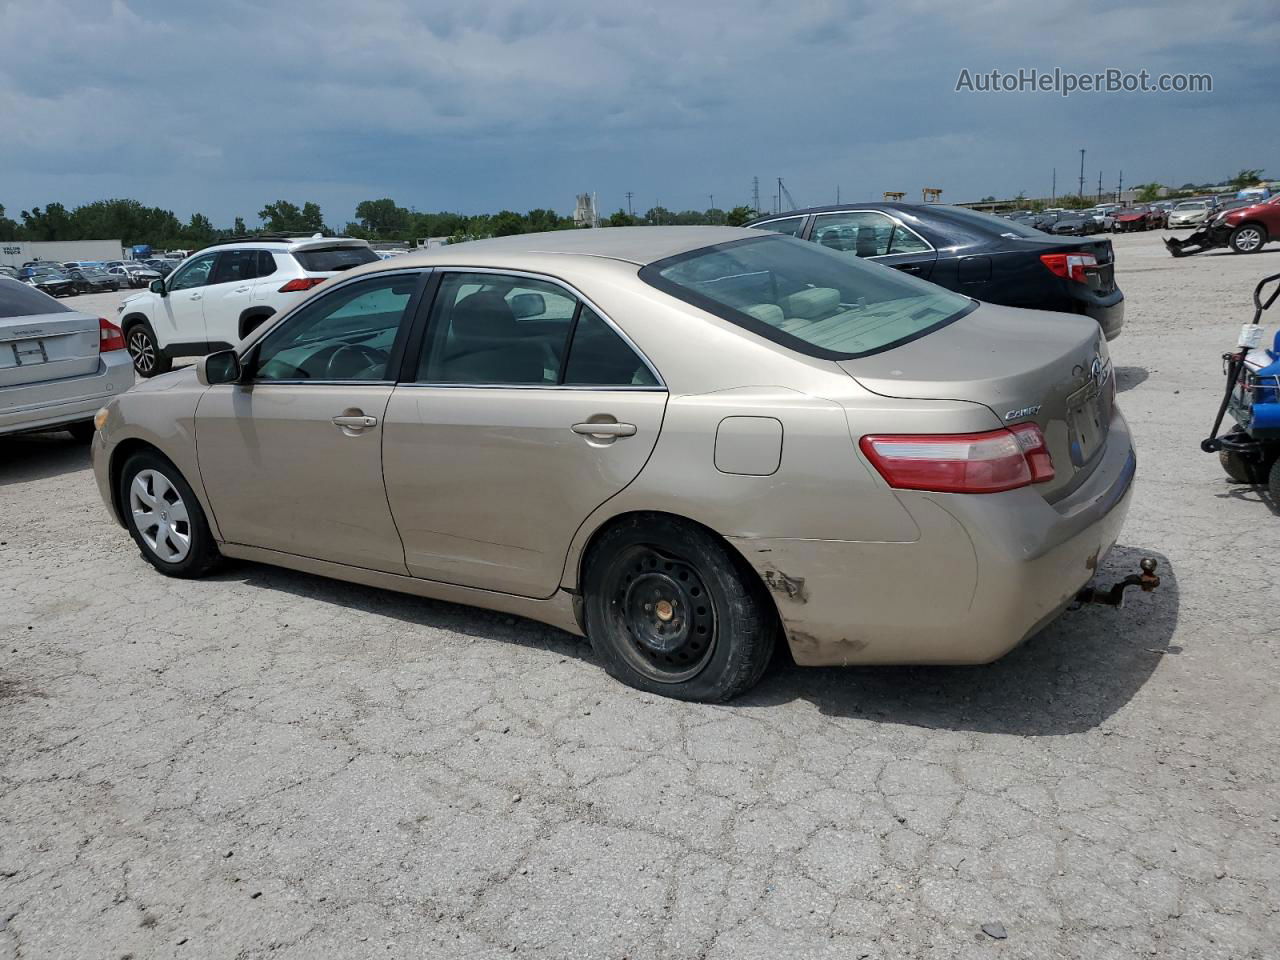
<box><xmin>610</xmin><ymin>545</ymin><xmax>716</xmax><ymax>683</ymax></box>
<box><xmin>128</xmin><ymin>329</ymin><xmax>157</xmax><ymax>374</ymax></box>
<box><xmin>129</xmin><ymin>468</ymin><xmax>191</xmax><ymax>562</ymax></box>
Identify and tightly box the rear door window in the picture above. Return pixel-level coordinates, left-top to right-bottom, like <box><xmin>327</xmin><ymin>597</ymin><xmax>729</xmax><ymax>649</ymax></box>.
<box><xmin>563</xmin><ymin>307</ymin><xmax>659</xmax><ymax>386</ymax></box>
<box><xmin>212</xmin><ymin>250</ymin><xmax>260</xmax><ymax>285</ymax></box>
<box><xmin>752</xmin><ymin>216</ymin><xmax>807</xmax><ymax>237</ymax></box>
<box><xmin>291</xmin><ymin>246</ymin><xmax>379</xmax><ymax>273</ymax></box>
<box><xmin>0</xmin><ymin>280</ymin><xmax>69</xmax><ymax>317</ymax></box>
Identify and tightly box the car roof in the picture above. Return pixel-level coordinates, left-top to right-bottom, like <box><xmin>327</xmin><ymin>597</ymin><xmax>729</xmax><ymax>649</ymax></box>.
<box><xmin>358</xmin><ymin>226</ymin><xmax>764</xmax><ymax>269</ymax></box>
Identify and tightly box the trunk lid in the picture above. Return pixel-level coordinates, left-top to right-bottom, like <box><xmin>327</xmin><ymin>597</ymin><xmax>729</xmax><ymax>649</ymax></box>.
<box><xmin>0</xmin><ymin>311</ymin><xmax>101</xmax><ymax>390</ymax></box>
<box><xmin>1008</xmin><ymin>234</ymin><xmax>1117</xmax><ymax>296</ymax></box>
<box><xmin>838</xmin><ymin>303</ymin><xmax>1113</xmax><ymax>500</ymax></box>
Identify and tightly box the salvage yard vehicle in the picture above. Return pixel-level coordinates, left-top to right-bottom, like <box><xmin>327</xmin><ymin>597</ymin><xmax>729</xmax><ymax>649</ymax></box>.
<box><xmin>23</xmin><ymin>267</ymin><xmax>77</xmax><ymax>298</ymax></box>
<box><xmin>1201</xmin><ymin>273</ymin><xmax>1280</xmax><ymax>498</ymax></box>
<box><xmin>115</xmin><ymin>233</ymin><xmax>379</xmax><ymax>377</ymax></box>
<box><xmin>66</xmin><ymin>266</ymin><xmax>122</xmax><ymax>294</ymax></box>
<box><xmin>749</xmin><ymin>203</ymin><xmax>1125</xmax><ymax>339</ymax></box>
<box><xmin>1168</xmin><ymin>200</ymin><xmax>1213</xmax><ymax>228</ymax></box>
<box><xmin>105</xmin><ymin>261</ymin><xmax>161</xmax><ymax>289</ymax></box>
<box><xmin>1166</xmin><ymin>194</ymin><xmax>1280</xmax><ymax>257</ymax></box>
<box><xmin>91</xmin><ymin>227</ymin><xmax>1148</xmax><ymax>701</ymax></box>
<box><xmin>1112</xmin><ymin>206</ymin><xmax>1162</xmax><ymax>232</ymax></box>
<box><xmin>1</xmin><ymin>277</ymin><xmax>134</xmax><ymax>441</ymax></box>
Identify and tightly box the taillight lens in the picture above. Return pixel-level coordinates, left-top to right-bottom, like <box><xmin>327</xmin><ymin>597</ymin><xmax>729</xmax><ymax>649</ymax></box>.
<box><xmin>859</xmin><ymin>425</ymin><xmax>1054</xmax><ymax>494</ymax></box>
<box><xmin>99</xmin><ymin>317</ymin><xmax>126</xmax><ymax>353</ymax></box>
<box><xmin>1040</xmin><ymin>252</ymin><xmax>1098</xmax><ymax>284</ymax></box>
<box><xmin>278</xmin><ymin>277</ymin><xmax>326</xmax><ymax>293</ymax></box>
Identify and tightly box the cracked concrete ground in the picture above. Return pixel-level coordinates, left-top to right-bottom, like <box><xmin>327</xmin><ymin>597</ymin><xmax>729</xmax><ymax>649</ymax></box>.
<box><xmin>2</xmin><ymin>232</ymin><xmax>1278</xmax><ymax>959</ymax></box>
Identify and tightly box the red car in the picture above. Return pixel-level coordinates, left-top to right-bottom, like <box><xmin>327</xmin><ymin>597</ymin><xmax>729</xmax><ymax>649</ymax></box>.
<box><xmin>1111</xmin><ymin>206</ymin><xmax>1162</xmax><ymax>233</ymax></box>
<box><xmin>1166</xmin><ymin>195</ymin><xmax>1280</xmax><ymax>257</ymax></box>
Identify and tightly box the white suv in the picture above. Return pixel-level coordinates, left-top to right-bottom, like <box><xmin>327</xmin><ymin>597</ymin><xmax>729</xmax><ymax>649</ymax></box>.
<box><xmin>116</xmin><ymin>235</ymin><xmax>379</xmax><ymax>376</ymax></box>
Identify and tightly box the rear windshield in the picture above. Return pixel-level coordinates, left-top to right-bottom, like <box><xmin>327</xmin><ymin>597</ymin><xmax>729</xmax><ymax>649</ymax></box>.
<box><xmin>640</xmin><ymin>235</ymin><xmax>973</xmax><ymax>359</ymax></box>
<box><xmin>939</xmin><ymin>206</ymin><xmax>1047</xmax><ymax>239</ymax></box>
<box><xmin>291</xmin><ymin>245</ymin><xmax>379</xmax><ymax>273</ymax></box>
<box><xmin>0</xmin><ymin>279</ymin><xmax>70</xmax><ymax>318</ymax></box>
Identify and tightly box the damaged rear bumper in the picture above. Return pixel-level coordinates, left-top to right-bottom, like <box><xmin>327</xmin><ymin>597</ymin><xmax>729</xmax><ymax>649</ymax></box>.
<box><xmin>730</xmin><ymin>412</ymin><xmax>1137</xmax><ymax>667</ymax></box>
<box><xmin>1165</xmin><ymin>225</ymin><xmax>1230</xmax><ymax>257</ymax></box>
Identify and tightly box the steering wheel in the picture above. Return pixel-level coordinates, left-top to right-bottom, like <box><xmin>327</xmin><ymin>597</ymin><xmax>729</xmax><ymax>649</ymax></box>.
<box><xmin>325</xmin><ymin>342</ymin><xmax>386</xmax><ymax>379</ymax></box>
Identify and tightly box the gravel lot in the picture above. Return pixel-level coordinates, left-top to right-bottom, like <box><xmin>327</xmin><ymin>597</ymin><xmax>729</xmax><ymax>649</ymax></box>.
<box><xmin>2</xmin><ymin>233</ymin><xmax>1277</xmax><ymax>959</ymax></box>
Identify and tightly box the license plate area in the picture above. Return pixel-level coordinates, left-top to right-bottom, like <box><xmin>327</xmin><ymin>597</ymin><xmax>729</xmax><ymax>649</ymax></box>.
<box><xmin>5</xmin><ymin>337</ymin><xmax>49</xmax><ymax>367</ymax></box>
<box><xmin>1066</xmin><ymin>383</ymin><xmax>1106</xmax><ymax>467</ymax></box>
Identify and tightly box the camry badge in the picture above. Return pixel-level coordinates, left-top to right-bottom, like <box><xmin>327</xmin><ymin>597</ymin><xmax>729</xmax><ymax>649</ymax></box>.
<box><xmin>1004</xmin><ymin>405</ymin><xmax>1041</xmax><ymax>421</ymax></box>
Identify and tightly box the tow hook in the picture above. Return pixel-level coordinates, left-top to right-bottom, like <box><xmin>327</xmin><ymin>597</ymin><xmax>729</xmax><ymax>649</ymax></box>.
<box><xmin>1076</xmin><ymin>558</ymin><xmax>1160</xmax><ymax>608</ymax></box>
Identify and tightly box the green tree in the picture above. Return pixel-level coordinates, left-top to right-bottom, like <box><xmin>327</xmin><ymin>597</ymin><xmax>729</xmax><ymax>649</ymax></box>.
<box><xmin>182</xmin><ymin>213</ymin><xmax>216</xmax><ymax>247</ymax></box>
<box><xmin>1060</xmin><ymin>195</ymin><xmax>1092</xmax><ymax>209</ymax></box>
<box><xmin>0</xmin><ymin>204</ymin><xmax>21</xmax><ymax>241</ymax></box>
<box><xmin>1134</xmin><ymin>183</ymin><xmax>1163</xmax><ymax>203</ymax></box>
<box><xmin>491</xmin><ymin>210</ymin><xmax>526</xmax><ymax>237</ymax></box>
<box><xmin>1230</xmin><ymin>168</ymin><xmax>1265</xmax><ymax>189</ymax></box>
<box><xmin>724</xmin><ymin>205</ymin><xmax>755</xmax><ymax>227</ymax></box>
<box><xmin>259</xmin><ymin>200</ymin><xmax>326</xmax><ymax>233</ymax></box>
<box><xmin>233</xmin><ymin>216</ymin><xmax>246</xmax><ymax>234</ymax></box>
<box><xmin>354</xmin><ymin>198</ymin><xmax>411</xmax><ymax>239</ymax></box>
<box><xmin>644</xmin><ymin>206</ymin><xmax>673</xmax><ymax>225</ymax></box>
<box><xmin>607</xmin><ymin>209</ymin><xmax>637</xmax><ymax>227</ymax></box>
<box><xmin>20</xmin><ymin>203</ymin><xmax>74</xmax><ymax>241</ymax></box>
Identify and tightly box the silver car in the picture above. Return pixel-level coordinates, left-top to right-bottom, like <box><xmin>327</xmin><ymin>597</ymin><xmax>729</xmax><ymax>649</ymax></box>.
<box><xmin>1</xmin><ymin>278</ymin><xmax>134</xmax><ymax>440</ymax></box>
<box><xmin>90</xmin><ymin>228</ymin><xmax>1138</xmax><ymax>701</ymax></box>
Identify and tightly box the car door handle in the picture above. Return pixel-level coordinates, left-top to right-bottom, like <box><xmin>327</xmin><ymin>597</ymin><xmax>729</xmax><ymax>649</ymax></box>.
<box><xmin>233</xmin><ymin>286</ymin><xmax>250</xmax><ymax>293</ymax></box>
<box><xmin>572</xmin><ymin>421</ymin><xmax>636</xmax><ymax>438</ymax></box>
<box><xmin>894</xmin><ymin>263</ymin><xmax>923</xmax><ymax>273</ymax></box>
<box><xmin>332</xmin><ymin>415</ymin><xmax>378</xmax><ymax>428</ymax></box>
<box><xmin>189</xmin><ymin>293</ymin><xmax>202</xmax><ymax>300</ymax></box>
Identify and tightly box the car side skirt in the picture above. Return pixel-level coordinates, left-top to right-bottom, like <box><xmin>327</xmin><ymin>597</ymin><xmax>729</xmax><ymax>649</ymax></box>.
<box><xmin>217</xmin><ymin>542</ymin><xmax>586</xmax><ymax>638</ymax></box>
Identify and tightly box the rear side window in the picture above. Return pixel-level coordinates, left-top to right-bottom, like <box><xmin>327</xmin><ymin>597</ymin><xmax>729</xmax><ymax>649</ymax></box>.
<box><xmin>563</xmin><ymin>307</ymin><xmax>658</xmax><ymax>386</ymax></box>
<box><xmin>753</xmin><ymin>216</ymin><xmax>806</xmax><ymax>237</ymax></box>
<box><xmin>213</xmin><ymin>249</ymin><xmax>260</xmax><ymax>284</ymax></box>
<box><xmin>0</xmin><ymin>279</ymin><xmax>70</xmax><ymax>317</ymax></box>
<box><xmin>257</xmin><ymin>251</ymin><xmax>277</xmax><ymax>277</ymax></box>
<box><xmin>641</xmin><ymin>235</ymin><xmax>973</xmax><ymax>360</ymax></box>
<box><xmin>291</xmin><ymin>246</ymin><xmax>379</xmax><ymax>273</ymax></box>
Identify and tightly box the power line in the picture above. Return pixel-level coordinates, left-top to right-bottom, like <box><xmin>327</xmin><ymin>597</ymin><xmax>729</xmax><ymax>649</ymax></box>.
<box><xmin>625</xmin><ymin>192</ymin><xmax>633</xmax><ymax>217</ymax></box>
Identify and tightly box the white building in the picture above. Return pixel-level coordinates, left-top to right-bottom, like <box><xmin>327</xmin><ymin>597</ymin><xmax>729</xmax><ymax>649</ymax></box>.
<box><xmin>0</xmin><ymin>239</ymin><xmax>126</xmax><ymax>268</ymax></box>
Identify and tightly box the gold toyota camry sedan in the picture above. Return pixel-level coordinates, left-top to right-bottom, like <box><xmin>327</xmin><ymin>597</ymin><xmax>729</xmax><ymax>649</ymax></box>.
<box><xmin>92</xmin><ymin>227</ymin><xmax>1138</xmax><ymax>701</ymax></box>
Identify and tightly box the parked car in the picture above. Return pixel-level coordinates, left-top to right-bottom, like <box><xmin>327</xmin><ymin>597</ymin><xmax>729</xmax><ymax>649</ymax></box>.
<box><xmin>66</xmin><ymin>266</ymin><xmax>122</xmax><ymax>294</ymax></box>
<box><xmin>0</xmin><ymin>265</ymin><xmax>19</xmax><ymax>281</ymax></box>
<box><xmin>1112</xmin><ymin>206</ymin><xmax>1162</xmax><ymax>232</ymax></box>
<box><xmin>24</xmin><ymin>268</ymin><xmax>78</xmax><ymax>298</ymax></box>
<box><xmin>0</xmin><ymin>277</ymin><xmax>133</xmax><ymax>441</ymax></box>
<box><xmin>1166</xmin><ymin>194</ymin><xmax>1280</xmax><ymax>256</ymax></box>
<box><xmin>1167</xmin><ymin>200</ymin><xmax>1214</xmax><ymax>228</ymax></box>
<box><xmin>1048</xmin><ymin>213</ymin><xmax>1099</xmax><ymax>236</ymax></box>
<box><xmin>104</xmin><ymin>261</ymin><xmax>162</xmax><ymax>289</ymax></box>
<box><xmin>145</xmin><ymin>259</ymin><xmax>177</xmax><ymax>277</ymax></box>
<box><xmin>748</xmin><ymin>202</ymin><xmax>1124</xmax><ymax>339</ymax></box>
<box><xmin>1083</xmin><ymin>208</ymin><xmax>1116</xmax><ymax>231</ymax></box>
<box><xmin>116</xmin><ymin>234</ymin><xmax>379</xmax><ymax>376</ymax></box>
<box><xmin>90</xmin><ymin>227</ymin><xmax>1138</xmax><ymax>701</ymax></box>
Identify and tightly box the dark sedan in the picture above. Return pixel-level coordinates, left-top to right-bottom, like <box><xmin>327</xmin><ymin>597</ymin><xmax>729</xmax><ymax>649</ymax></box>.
<box><xmin>24</xmin><ymin>268</ymin><xmax>78</xmax><ymax>298</ymax></box>
<box><xmin>66</xmin><ymin>266</ymin><xmax>122</xmax><ymax>293</ymax></box>
<box><xmin>1049</xmin><ymin>213</ymin><xmax>1101</xmax><ymax>236</ymax></box>
<box><xmin>747</xmin><ymin>202</ymin><xmax>1124</xmax><ymax>340</ymax></box>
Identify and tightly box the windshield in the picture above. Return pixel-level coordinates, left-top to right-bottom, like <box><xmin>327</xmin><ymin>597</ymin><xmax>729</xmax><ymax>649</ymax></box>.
<box><xmin>1175</xmin><ymin>201</ymin><xmax>1207</xmax><ymax>210</ymax></box>
<box><xmin>0</xmin><ymin>279</ymin><xmax>70</xmax><ymax>317</ymax></box>
<box><xmin>291</xmin><ymin>245</ymin><xmax>379</xmax><ymax>272</ymax></box>
<box><xmin>640</xmin><ymin>235</ymin><xmax>973</xmax><ymax>360</ymax></box>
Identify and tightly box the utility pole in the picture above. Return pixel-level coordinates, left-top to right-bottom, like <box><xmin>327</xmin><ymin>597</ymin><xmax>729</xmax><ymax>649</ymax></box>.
<box><xmin>708</xmin><ymin>194</ymin><xmax>715</xmax><ymax>219</ymax></box>
<box><xmin>1097</xmin><ymin>171</ymin><xmax>1103</xmax><ymax>202</ymax></box>
<box><xmin>836</xmin><ymin>185</ymin><xmax>841</xmax><ymax>204</ymax></box>
<box><xmin>752</xmin><ymin>176</ymin><xmax>760</xmax><ymax>215</ymax></box>
<box><xmin>625</xmin><ymin>191</ymin><xmax>633</xmax><ymax>217</ymax></box>
<box><xmin>1052</xmin><ymin>167</ymin><xmax>1056</xmax><ymax>202</ymax></box>
<box><xmin>1117</xmin><ymin>170</ymin><xmax>1124</xmax><ymax>204</ymax></box>
<box><xmin>1078</xmin><ymin>149</ymin><xmax>1086</xmax><ymax>198</ymax></box>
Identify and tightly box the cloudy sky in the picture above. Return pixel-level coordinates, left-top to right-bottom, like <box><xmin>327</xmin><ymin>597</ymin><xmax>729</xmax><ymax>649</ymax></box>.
<box><xmin>1</xmin><ymin>0</ymin><xmax>1276</xmax><ymax>226</ymax></box>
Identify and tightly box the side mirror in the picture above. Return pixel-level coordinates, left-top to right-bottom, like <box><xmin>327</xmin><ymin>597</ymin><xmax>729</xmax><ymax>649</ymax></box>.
<box><xmin>509</xmin><ymin>292</ymin><xmax>546</xmax><ymax>319</ymax></box>
<box><xmin>150</xmin><ymin>279</ymin><xmax>166</xmax><ymax>295</ymax></box>
<box><xmin>197</xmin><ymin>349</ymin><xmax>242</xmax><ymax>386</ymax></box>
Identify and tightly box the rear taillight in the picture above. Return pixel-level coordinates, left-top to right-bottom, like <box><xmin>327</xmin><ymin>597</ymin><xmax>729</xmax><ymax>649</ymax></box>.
<box><xmin>1040</xmin><ymin>252</ymin><xmax>1098</xmax><ymax>284</ymax></box>
<box><xmin>859</xmin><ymin>424</ymin><xmax>1054</xmax><ymax>494</ymax></box>
<box><xmin>278</xmin><ymin>277</ymin><xmax>326</xmax><ymax>293</ymax></box>
<box><xmin>99</xmin><ymin>317</ymin><xmax>126</xmax><ymax>353</ymax></box>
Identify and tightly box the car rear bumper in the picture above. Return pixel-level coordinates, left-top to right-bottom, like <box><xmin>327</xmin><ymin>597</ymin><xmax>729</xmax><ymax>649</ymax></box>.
<box><xmin>1075</xmin><ymin>291</ymin><xmax>1124</xmax><ymax>341</ymax></box>
<box><xmin>731</xmin><ymin>409</ymin><xmax>1136</xmax><ymax>667</ymax></box>
<box><xmin>0</xmin><ymin>350</ymin><xmax>134</xmax><ymax>436</ymax></box>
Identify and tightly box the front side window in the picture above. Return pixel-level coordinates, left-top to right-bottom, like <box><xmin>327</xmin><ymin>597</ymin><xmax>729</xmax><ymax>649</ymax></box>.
<box><xmin>169</xmin><ymin>254</ymin><xmax>217</xmax><ymax>291</ymax></box>
<box><xmin>641</xmin><ymin>235</ymin><xmax>973</xmax><ymax>359</ymax></box>
<box><xmin>254</xmin><ymin>274</ymin><xmax>417</xmax><ymax>381</ymax></box>
<box><xmin>417</xmin><ymin>273</ymin><xmax>576</xmax><ymax>385</ymax></box>
<box><xmin>753</xmin><ymin>216</ymin><xmax>806</xmax><ymax>237</ymax></box>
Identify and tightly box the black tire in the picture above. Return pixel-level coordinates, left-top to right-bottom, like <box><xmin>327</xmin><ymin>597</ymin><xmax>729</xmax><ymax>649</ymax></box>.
<box><xmin>66</xmin><ymin>421</ymin><xmax>96</xmax><ymax>443</ymax></box>
<box><xmin>124</xmin><ymin>320</ymin><xmax>172</xmax><ymax>377</ymax></box>
<box><xmin>118</xmin><ymin>450</ymin><xmax>221</xmax><ymax>578</ymax></box>
<box><xmin>1270</xmin><ymin>458</ymin><xmax>1280</xmax><ymax>504</ymax></box>
<box><xmin>1229</xmin><ymin>223</ymin><xmax>1268</xmax><ymax>254</ymax></box>
<box><xmin>582</xmin><ymin>514</ymin><xmax>777</xmax><ymax>702</ymax></box>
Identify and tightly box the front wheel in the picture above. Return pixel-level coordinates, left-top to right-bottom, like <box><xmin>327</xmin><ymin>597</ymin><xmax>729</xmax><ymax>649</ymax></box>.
<box><xmin>1229</xmin><ymin>224</ymin><xmax>1267</xmax><ymax>254</ymax></box>
<box><xmin>583</xmin><ymin>515</ymin><xmax>776</xmax><ymax>702</ymax></box>
<box><xmin>125</xmin><ymin>321</ymin><xmax>172</xmax><ymax>377</ymax></box>
<box><xmin>119</xmin><ymin>451</ymin><xmax>221</xmax><ymax>578</ymax></box>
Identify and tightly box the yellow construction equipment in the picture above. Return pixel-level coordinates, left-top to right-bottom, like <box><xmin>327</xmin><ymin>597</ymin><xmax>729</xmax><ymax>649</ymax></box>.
<box><xmin>883</xmin><ymin>191</ymin><xmax>906</xmax><ymax>201</ymax></box>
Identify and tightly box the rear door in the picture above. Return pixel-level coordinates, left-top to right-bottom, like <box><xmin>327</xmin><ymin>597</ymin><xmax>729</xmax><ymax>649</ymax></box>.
<box><xmin>381</xmin><ymin>270</ymin><xmax>667</xmax><ymax>598</ymax></box>
<box><xmin>203</xmin><ymin>249</ymin><xmax>262</xmax><ymax>345</ymax></box>
<box><xmin>808</xmin><ymin>211</ymin><xmax>939</xmax><ymax>279</ymax></box>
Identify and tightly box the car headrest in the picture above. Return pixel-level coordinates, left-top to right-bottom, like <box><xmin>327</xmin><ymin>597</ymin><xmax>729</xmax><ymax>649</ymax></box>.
<box><xmin>780</xmin><ymin>287</ymin><xmax>840</xmax><ymax>319</ymax></box>
<box><xmin>451</xmin><ymin>291</ymin><xmax>518</xmax><ymax>340</ymax></box>
<box><xmin>743</xmin><ymin>303</ymin><xmax>785</xmax><ymax>325</ymax></box>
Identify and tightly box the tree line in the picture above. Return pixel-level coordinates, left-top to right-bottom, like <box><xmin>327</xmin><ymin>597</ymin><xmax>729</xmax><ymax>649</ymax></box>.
<box><xmin>0</xmin><ymin>196</ymin><xmax>760</xmax><ymax>249</ymax></box>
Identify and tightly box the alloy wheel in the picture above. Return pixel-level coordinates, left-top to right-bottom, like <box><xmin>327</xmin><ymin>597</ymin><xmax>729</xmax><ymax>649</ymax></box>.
<box><xmin>128</xmin><ymin>329</ymin><xmax>156</xmax><ymax>374</ymax></box>
<box><xmin>1236</xmin><ymin>227</ymin><xmax>1263</xmax><ymax>252</ymax></box>
<box><xmin>610</xmin><ymin>545</ymin><xmax>716</xmax><ymax>683</ymax></box>
<box><xmin>129</xmin><ymin>469</ymin><xmax>191</xmax><ymax>562</ymax></box>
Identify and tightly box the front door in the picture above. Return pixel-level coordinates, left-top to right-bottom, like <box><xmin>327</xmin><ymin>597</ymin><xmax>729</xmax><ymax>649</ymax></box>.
<box><xmin>158</xmin><ymin>252</ymin><xmax>217</xmax><ymax>349</ymax></box>
<box><xmin>195</xmin><ymin>271</ymin><xmax>424</xmax><ymax>573</ymax></box>
<box><xmin>382</xmin><ymin>271</ymin><xmax>667</xmax><ymax>598</ymax></box>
